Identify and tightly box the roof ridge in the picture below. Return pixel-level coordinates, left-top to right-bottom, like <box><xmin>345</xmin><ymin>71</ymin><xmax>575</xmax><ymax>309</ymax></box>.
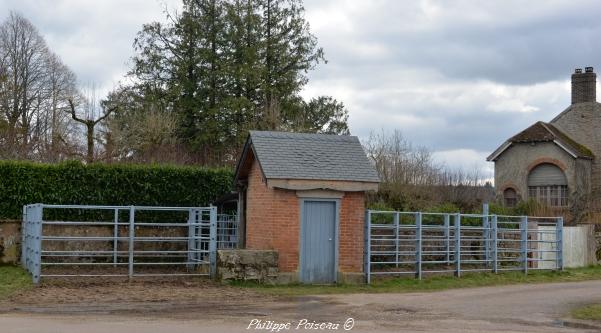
<box><xmin>249</xmin><ymin>130</ymin><xmax>358</xmax><ymax>142</ymax></box>
<box><xmin>508</xmin><ymin>121</ymin><xmax>554</xmax><ymax>143</ymax></box>
<box><xmin>539</xmin><ymin>121</ymin><xmax>555</xmax><ymax>134</ymax></box>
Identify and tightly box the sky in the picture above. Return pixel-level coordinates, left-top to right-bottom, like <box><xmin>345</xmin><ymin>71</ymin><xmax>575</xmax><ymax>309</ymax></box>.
<box><xmin>2</xmin><ymin>0</ymin><xmax>601</xmax><ymax>179</ymax></box>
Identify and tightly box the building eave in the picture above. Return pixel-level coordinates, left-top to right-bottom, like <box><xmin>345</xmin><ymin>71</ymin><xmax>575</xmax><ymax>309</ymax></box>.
<box><xmin>552</xmin><ymin>139</ymin><xmax>578</xmax><ymax>159</ymax></box>
<box><xmin>233</xmin><ymin>135</ymin><xmax>267</xmax><ymax>186</ymax></box>
<box><xmin>486</xmin><ymin>141</ymin><xmax>512</xmax><ymax>161</ymax></box>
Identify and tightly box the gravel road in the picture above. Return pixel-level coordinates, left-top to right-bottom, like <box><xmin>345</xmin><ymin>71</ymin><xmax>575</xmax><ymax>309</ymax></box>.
<box><xmin>1</xmin><ymin>280</ymin><xmax>601</xmax><ymax>332</ymax></box>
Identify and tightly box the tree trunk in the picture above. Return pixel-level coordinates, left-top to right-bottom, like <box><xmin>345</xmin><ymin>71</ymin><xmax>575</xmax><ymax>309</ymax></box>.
<box><xmin>86</xmin><ymin>122</ymin><xmax>94</xmax><ymax>163</ymax></box>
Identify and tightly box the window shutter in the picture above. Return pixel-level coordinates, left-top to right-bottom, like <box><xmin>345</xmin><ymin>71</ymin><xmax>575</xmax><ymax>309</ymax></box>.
<box><xmin>527</xmin><ymin>164</ymin><xmax>567</xmax><ymax>186</ymax></box>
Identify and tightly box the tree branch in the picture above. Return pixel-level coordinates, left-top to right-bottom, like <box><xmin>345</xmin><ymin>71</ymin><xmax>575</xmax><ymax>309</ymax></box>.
<box><xmin>67</xmin><ymin>98</ymin><xmax>87</xmax><ymax>124</ymax></box>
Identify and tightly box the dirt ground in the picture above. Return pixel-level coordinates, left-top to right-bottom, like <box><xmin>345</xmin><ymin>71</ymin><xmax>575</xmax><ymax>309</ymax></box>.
<box><xmin>1</xmin><ymin>279</ymin><xmax>601</xmax><ymax>332</ymax></box>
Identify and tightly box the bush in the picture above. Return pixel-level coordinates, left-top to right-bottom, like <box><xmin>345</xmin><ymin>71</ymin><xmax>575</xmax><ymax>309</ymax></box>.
<box><xmin>0</xmin><ymin>160</ymin><xmax>233</xmax><ymax>220</ymax></box>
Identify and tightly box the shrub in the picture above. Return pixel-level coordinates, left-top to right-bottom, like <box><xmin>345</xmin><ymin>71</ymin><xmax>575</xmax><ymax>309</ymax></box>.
<box><xmin>0</xmin><ymin>160</ymin><xmax>233</xmax><ymax>220</ymax></box>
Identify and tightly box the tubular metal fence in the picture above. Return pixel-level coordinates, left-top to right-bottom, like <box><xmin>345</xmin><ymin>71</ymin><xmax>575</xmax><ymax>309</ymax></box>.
<box><xmin>22</xmin><ymin>204</ymin><xmax>238</xmax><ymax>284</ymax></box>
<box><xmin>365</xmin><ymin>210</ymin><xmax>563</xmax><ymax>283</ymax></box>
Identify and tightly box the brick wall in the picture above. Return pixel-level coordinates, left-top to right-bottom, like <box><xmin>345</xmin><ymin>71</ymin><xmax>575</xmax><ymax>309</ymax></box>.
<box><xmin>245</xmin><ymin>159</ymin><xmax>300</xmax><ymax>272</ymax></box>
<box><xmin>245</xmin><ymin>159</ymin><xmax>365</xmax><ymax>274</ymax></box>
<box><xmin>339</xmin><ymin>192</ymin><xmax>365</xmax><ymax>272</ymax></box>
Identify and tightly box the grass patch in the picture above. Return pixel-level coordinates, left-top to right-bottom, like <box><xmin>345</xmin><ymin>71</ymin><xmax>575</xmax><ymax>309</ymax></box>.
<box><xmin>229</xmin><ymin>265</ymin><xmax>601</xmax><ymax>296</ymax></box>
<box><xmin>572</xmin><ymin>304</ymin><xmax>601</xmax><ymax>321</ymax></box>
<box><xmin>0</xmin><ymin>265</ymin><xmax>33</xmax><ymax>300</ymax></box>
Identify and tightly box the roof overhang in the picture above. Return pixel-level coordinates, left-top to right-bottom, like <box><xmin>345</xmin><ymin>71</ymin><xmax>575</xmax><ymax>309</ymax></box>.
<box><xmin>552</xmin><ymin>139</ymin><xmax>578</xmax><ymax>158</ymax></box>
<box><xmin>267</xmin><ymin>178</ymin><xmax>379</xmax><ymax>192</ymax></box>
<box><xmin>486</xmin><ymin>141</ymin><xmax>512</xmax><ymax>161</ymax></box>
<box><xmin>487</xmin><ymin>140</ymin><xmax>582</xmax><ymax>162</ymax></box>
<box><xmin>233</xmin><ymin>135</ymin><xmax>266</xmax><ymax>186</ymax></box>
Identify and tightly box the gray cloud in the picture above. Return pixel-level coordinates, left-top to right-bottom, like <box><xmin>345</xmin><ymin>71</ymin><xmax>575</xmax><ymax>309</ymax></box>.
<box><xmin>301</xmin><ymin>0</ymin><xmax>600</xmax><ymax>177</ymax></box>
<box><xmin>0</xmin><ymin>0</ymin><xmax>182</xmax><ymax>95</ymax></box>
<box><xmin>2</xmin><ymin>0</ymin><xmax>597</xmax><ymax>178</ymax></box>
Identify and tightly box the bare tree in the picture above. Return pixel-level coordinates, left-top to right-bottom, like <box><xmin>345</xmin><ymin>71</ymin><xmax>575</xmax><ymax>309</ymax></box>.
<box><xmin>105</xmin><ymin>105</ymin><xmax>177</xmax><ymax>163</ymax></box>
<box><xmin>0</xmin><ymin>12</ymin><xmax>80</xmax><ymax>161</ymax></box>
<box><xmin>38</xmin><ymin>54</ymin><xmax>78</xmax><ymax>161</ymax></box>
<box><xmin>364</xmin><ymin>129</ymin><xmax>491</xmax><ymax>211</ymax></box>
<box><xmin>68</xmin><ymin>86</ymin><xmax>117</xmax><ymax>163</ymax></box>
<box><xmin>99</xmin><ymin>85</ymin><xmax>188</xmax><ymax>163</ymax></box>
<box><xmin>0</xmin><ymin>12</ymin><xmax>50</xmax><ymax>158</ymax></box>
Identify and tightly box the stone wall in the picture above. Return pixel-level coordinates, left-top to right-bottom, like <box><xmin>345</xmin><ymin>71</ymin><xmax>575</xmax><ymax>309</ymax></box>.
<box><xmin>0</xmin><ymin>220</ymin><xmax>189</xmax><ymax>265</ymax></box>
<box><xmin>217</xmin><ymin>249</ymin><xmax>278</xmax><ymax>283</ymax></box>
<box><xmin>0</xmin><ymin>220</ymin><xmax>21</xmax><ymax>264</ymax></box>
<box><xmin>552</xmin><ymin>102</ymin><xmax>601</xmax><ymax>196</ymax></box>
<box><xmin>494</xmin><ymin>142</ymin><xmax>585</xmax><ymax>204</ymax></box>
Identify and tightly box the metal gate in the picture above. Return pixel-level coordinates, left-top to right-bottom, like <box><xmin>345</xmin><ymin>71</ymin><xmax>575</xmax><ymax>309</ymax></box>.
<box><xmin>21</xmin><ymin>204</ymin><xmax>238</xmax><ymax>284</ymax></box>
<box><xmin>365</xmin><ymin>210</ymin><xmax>563</xmax><ymax>283</ymax></box>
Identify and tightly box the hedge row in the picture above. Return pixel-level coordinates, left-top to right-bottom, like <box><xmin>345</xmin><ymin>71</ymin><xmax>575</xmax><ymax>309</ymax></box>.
<box><xmin>0</xmin><ymin>161</ymin><xmax>234</xmax><ymax>220</ymax></box>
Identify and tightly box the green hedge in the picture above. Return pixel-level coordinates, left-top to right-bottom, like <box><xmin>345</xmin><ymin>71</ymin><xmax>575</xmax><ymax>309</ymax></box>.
<box><xmin>0</xmin><ymin>161</ymin><xmax>234</xmax><ymax>220</ymax></box>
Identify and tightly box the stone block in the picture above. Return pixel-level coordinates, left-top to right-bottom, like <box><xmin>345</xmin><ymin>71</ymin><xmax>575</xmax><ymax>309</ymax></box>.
<box><xmin>217</xmin><ymin>249</ymin><xmax>279</xmax><ymax>283</ymax></box>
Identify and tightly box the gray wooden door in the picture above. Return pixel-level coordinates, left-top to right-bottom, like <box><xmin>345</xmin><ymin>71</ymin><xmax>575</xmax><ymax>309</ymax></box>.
<box><xmin>300</xmin><ymin>200</ymin><xmax>336</xmax><ymax>283</ymax></box>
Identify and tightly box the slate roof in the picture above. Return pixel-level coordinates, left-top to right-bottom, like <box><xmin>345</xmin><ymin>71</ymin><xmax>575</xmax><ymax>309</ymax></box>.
<box><xmin>235</xmin><ymin>131</ymin><xmax>380</xmax><ymax>183</ymax></box>
<box><xmin>487</xmin><ymin>121</ymin><xmax>594</xmax><ymax>161</ymax></box>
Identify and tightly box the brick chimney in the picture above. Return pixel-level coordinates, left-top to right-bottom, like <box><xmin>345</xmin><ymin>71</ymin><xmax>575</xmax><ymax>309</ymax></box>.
<box><xmin>571</xmin><ymin>66</ymin><xmax>596</xmax><ymax>104</ymax></box>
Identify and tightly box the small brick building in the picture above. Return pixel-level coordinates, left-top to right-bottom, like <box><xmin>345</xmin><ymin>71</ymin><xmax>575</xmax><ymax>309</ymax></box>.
<box><xmin>488</xmin><ymin>67</ymin><xmax>601</xmax><ymax>223</ymax></box>
<box><xmin>234</xmin><ymin>131</ymin><xmax>379</xmax><ymax>283</ymax></box>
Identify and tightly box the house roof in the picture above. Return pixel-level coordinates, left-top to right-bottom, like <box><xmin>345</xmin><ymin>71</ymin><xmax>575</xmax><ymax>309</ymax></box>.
<box><xmin>487</xmin><ymin>121</ymin><xmax>594</xmax><ymax>161</ymax></box>
<box><xmin>234</xmin><ymin>131</ymin><xmax>380</xmax><ymax>183</ymax></box>
<box><xmin>551</xmin><ymin>101</ymin><xmax>600</xmax><ymax>123</ymax></box>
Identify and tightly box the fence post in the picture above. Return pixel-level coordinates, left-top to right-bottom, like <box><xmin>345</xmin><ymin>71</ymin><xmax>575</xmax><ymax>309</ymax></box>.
<box><xmin>556</xmin><ymin>217</ymin><xmax>564</xmax><ymax>271</ymax></box>
<box><xmin>444</xmin><ymin>214</ymin><xmax>450</xmax><ymax>265</ymax></box>
<box><xmin>21</xmin><ymin>206</ymin><xmax>27</xmax><ymax>269</ymax></box>
<box><xmin>209</xmin><ymin>206</ymin><xmax>218</xmax><ymax>279</ymax></box>
<box><xmin>128</xmin><ymin>206</ymin><xmax>135</xmax><ymax>280</ymax></box>
<box><xmin>415</xmin><ymin>212</ymin><xmax>422</xmax><ymax>280</ymax></box>
<box><xmin>394</xmin><ymin>212</ymin><xmax>400</xmax><ymax>268</ymax></box>
<box><xmin>483</xmin><ymin>203</ymin><xmax>490</xmax><ymax>267</ymax></box>
<box><xmin>454</xmin><ymin>213</ymin><xmax>461</xmax><ymax>278</ymax></box>
<box><xmin>492</xmin><ymin>215</ymin><xmax>498</xmax><ymax>273</ymax></box>
<box><xmin>187</xmin><ymin>209</ymin><xmax>196</xmax><ymax>270</ymax></box>
<box><xmin>21</xmin><ymin>206</ymin><xmax>27</xmax><ymax>273</ymax></box>
<box><xmin>113</xmin><ymin>209</ymin><xmax>119</xmax><ymax>268</ymax></box>
<box><xmin>26</xmin><ymin>206</ymin><xmax>32</xmax><ymax>275</ymax></box>
<box><xmin>365</xmin><ymin>210</ymin><xmax>371</xmax><ymax>284</ymax></box>
<box><xmin>521</xmin><ymin>216</ymin><xmax>528</xmax><ymax>275</ymax></box>
<box><xmin>32</xmin><ymin>204</ymin><xmax>43</xmax><ymax>284</ymax></box>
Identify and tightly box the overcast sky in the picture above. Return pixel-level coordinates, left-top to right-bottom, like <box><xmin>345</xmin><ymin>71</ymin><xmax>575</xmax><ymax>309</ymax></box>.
<box><xmin>2</xmin><ymin>0</ymin><xmax>600</xmax><ymax>178</ymax></box>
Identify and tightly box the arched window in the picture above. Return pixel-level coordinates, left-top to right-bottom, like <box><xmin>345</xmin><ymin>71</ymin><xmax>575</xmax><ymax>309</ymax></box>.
<box><xmin>503</xmin><ymin>188</ymin><xmax>517</xmax><ymax>207</ymax></box>
<box><xmin>527</xmin><ymin>163</ymin><xmax>568</xmax><ymax>207</ymax></box>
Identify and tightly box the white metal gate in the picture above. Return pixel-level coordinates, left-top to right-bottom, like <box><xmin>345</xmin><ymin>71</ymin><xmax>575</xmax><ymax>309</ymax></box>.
<box><xmin>22</xmin><ymin>204</ymin><xmax>237</xmax><ymax>284</ymax></box>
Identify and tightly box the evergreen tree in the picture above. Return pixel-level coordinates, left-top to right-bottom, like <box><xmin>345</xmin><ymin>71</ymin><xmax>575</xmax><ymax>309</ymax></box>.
<box><xmin>118</xmin><ymin>0</ymin><xmax>349</xmax><ymax>165</ymax></box>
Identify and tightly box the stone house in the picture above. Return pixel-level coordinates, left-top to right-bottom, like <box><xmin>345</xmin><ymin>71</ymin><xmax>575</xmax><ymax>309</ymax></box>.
<box><xmin>234</xmin><ymin>131</ymin><xmax>379</xmax><ymax>283</ymax></box>
<box><xmin>488</xmin><ymin>67</ymin><xmax>600</xmax><ymax>222</ymax></box>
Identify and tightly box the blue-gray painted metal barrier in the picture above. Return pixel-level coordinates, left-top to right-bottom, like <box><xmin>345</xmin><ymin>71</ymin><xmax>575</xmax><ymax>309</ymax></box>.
<box><xmin>365</xmin><ymin>210</ymin><xmax>563</xmax><ymax>283</ymax></box>
<box><xmin>21</xmin><ymin>204</ymin><xmax>238</xmax><ymax>284</ymax></box>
